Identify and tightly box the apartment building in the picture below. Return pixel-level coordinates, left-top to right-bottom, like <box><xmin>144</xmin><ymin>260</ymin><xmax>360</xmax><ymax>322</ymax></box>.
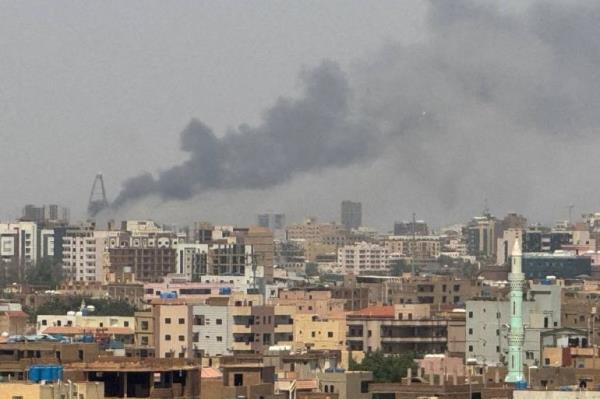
<box><xmin>62</xmin><ymin>227</ymin><xmax>118</xmax><ymax>282</ymax></box>
<box><xmin>133</xmin><ymin>310</ymin><xmax>155</xmax><ymax>358</ymax></box>
<box><xmin>192</xmin><ymin>297</ymin><xmax>232</xmax><ymax>357</ymax></box>
<box><xmin>286</xmin><ymin>218</ymin><xmax>346</xmax><ymax>243</ymax></box>
<box><xmin>150</xmin><ymin>299</ymin><xmax>193</xmax><ymax>358</ymax></box>
<box><xmin>37</xmin><ymin>313</ymin><xmax>134</xmax><ymax>334</ymax></box>
<box><xmin>108</xmin><ymin>231</ymin><xmax>178</xmax><ymax>282</ymax></box>
<box><xmin>383</xmin><ymin>235</ymin><xmax>442</xmax><ymax>259</ymax></box>
<box><xmin>293</xmin><ymin>314</ymin><xmax>346</xmax><ymax>351</ymax></box>
<box><xmin>235</xmin><ymin>226</ymin><xmax>275</xmax><ymax>283</ymax></box>
<box><xmin>346</xmin><ymin>304</ymin><xmax>465</xmax><ymax>355</ymax></box>
<box><xmin>271</xmin><ymin>288</ymin><xmax>346</xmax><ymax>315</ymax></box>
<box><xmin>385</xmin><ymin>275</ymin><xmax>483</xmax><ymax>306</ymax></box>
<box><xmin>337</xmin><ymin>241</ymin><xmax>389</xmax><ymax>275</ymax></box>
<box><xmin>0</xmin><ymin>221</ymin><xmax>37</xmax><ymax>267</ymax></box>
<box><xmin>465</xmin><ymin>281</ymin><xmax>561</xmax><ymax>366</ymax></box>
<box><xmin>466</xmin><ymin>214</ymin><xmax>498</xmax><ymax>258</ymax></box>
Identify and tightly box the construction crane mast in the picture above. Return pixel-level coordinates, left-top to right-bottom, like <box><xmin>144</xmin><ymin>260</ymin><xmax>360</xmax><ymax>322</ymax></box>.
<box><xmin>87</xmin><ymin>173</ymin><xmax>109</xmax><ymax>217</ymax></box>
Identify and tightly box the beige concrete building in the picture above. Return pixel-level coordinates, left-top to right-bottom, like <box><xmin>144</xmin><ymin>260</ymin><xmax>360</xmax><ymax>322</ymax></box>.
<box><xmin>286</xmin><ymin>219</ymin><xmax>346</xmax><ymax>243</ymax></box>
<box><xmin>236</xmin><ymin>226</ymin><xmax>275</xmax><ymax>283</ymax></box>
<box><xmin>346</xmin><ymin>304</ymin><xmax>466</xmax><ymax>355</ymax></box>
<box><xmin>383</xmin><ymin>235</ymin><xmax>442</xmax><ymax>259</ymax></box>
<box><xmin>151</xmin><ymin>299</ymin><xmax>192</xmax><ymax>358</ymax></box>
<box><xmin>293</xmin><ymin>314</ymin><xmax>346</xmax><ymax>351</ymax></box>
<box><xmin>317</xmin><ymin>371</ymin><xmax>373</xmax><ymax>399</ymax></box>
<box><xmin>271</xmin><ymin>289</ymin><xmax>346</xmax><ymax>315</ymax></box>
<box><xmin>0</xmin><ymin>381</ymin><xmax>104</xmax><ymax>399</ymax></box>
<box><xmin>337</xmin><ymin>241</ymin><xmax>389</xmax><ymax>275</ymax></box>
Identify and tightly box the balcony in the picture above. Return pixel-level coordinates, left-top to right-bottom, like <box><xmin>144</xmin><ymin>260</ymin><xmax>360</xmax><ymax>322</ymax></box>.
<box><xmin>232</xmin><ymin>341</ymin><xmax>253</xmax><ymax>351</ymax></box>
<box><xmin>274</xmin><ymin>324</ymin><xmax>293</xmax><ymax>333</ymax></box>
<box><xmin>380</xmin><ymin>336</ymin><xmax>447</xmax><ymax>343</ymax></box>
<box><xmin>232</xmin><ymin>324</ymin><xmax>252</xmax><ymax>334</ymax></box>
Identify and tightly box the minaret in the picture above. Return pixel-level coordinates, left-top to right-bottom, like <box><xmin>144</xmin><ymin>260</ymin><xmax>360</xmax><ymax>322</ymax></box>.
<box><xmin>505</xmin><ymin>239</ymin><xmax>525</xmax><ymax>383</ymax></box>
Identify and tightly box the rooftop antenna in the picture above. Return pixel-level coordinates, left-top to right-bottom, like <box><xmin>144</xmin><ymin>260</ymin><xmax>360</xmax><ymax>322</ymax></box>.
<box><xmin>483</xmin><ymin>198</ymin><xmax>490</xmax><ymax>217</ymax></box>
<box><xmin>411</xmin><ymin>212</ymin><xmax>416</xmax><ymax>275</ymax></box>
<box><xmin>88</xmin><ymin>173</ymin><xmax>109</xmax><ymax>218</ymax></box>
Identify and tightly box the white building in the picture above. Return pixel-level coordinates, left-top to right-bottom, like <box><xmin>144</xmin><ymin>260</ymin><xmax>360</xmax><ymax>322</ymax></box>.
<box><xmin>0</xmin><ymin>222</ymin><xmax>38</xmax><ymax>266</ymax></box>
<box><xmin>337</xmin><ymin>241</ymin><xmax>389</xmax><ymax>274</ymax></box>
<box><xmin>496</xmin><ymin>228</ymin><xmax>523</xmax><ymax>266</ymax></box>
<box><xmin>192</xmin><ymin>300</ymin><xmax>232</xmax><ymax>356</ymax></box>
<box><xmin>175</xmin><ymin>243</ymin><xmax>209</xmax><ymax>280</ymax></box>
<box><xmin>62</xmin><ymin>227</ymin><xmax>118</xmax><ymax>282</ymax></box>
<box><xmin>465</xmin><ymin>281</ymin><xmax>561</xmax><ymax>367</ymax></box>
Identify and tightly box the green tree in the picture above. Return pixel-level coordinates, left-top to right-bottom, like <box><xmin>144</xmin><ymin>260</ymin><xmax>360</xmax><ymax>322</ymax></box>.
<box><xmin>349</xmin><ymin>350</ymin><xmax>416</xmax><ymax>383</ymax></box>
<box><xmin>25</xmin><ymin>257</ymin><xmax>64</xmax><ymax>288</ymax></box>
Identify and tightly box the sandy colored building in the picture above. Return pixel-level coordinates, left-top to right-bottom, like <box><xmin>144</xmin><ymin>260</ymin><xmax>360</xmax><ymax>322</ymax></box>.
<box><xmin>346</xmin><ymin>304</ymin><xmax>465</xmax><ymax>355</ymax></box>
<box><xmin>37</xmin><ymin>314</ymin><xmax>134</xmax><ymax>335</ymax></box>
<box><xmin>293</xmin><ymin>314</ymin><xmax>346</xmax><ymax>351</ymax></box>
<box><xmin>151</xmin><ymin>299</ymin><xmax>192</xmax><ymax>358</ymax></box>
<box><xmin>271</xmin><ymin>288</ymin><xmax>346</xmax><ymax>315</ymax></box>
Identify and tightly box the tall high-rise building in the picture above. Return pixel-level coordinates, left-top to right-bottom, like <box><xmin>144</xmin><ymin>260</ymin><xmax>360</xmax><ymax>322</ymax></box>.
<box><xmin>466</xmin><ymin>214</ymin><xmax>498</xmax><ymax>258</ymax></box>
<box><xmin>257</xmin><ymin>213</ymin><xmax>286</xmax><ymax>230</ymax></box>
<box><xmin>257</xmin><ymin>213</ymin><xmax>286</xmax><ymax>240</ymax></box>
<box><xmin>341</xmin><ymin>201</ymin><xmax>362</xmax><ymax>230</ymax></box>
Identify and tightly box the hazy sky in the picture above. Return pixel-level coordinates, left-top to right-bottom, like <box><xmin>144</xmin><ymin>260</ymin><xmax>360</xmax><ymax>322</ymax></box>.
<box><xmin>2</xmin><ymin>1</ymin><xmax>598</xmax><ymax>230</ymax></box>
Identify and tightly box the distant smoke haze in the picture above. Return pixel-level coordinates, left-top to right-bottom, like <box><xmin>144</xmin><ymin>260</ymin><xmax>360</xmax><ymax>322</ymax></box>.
<box><xmin>112</xmin><ymin>0</ymin><xmax>600</xmax><ymax>227</ymax></box>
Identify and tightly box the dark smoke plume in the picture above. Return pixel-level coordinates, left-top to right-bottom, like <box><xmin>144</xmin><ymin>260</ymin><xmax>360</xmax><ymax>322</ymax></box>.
<box><xmin>113</xmin><ymin>61</ymin><xmax>376</xmax><ymax>207</ymax></box>
<box><xmin>115</xmin><ymin>0</ymin><xmax>600</xmax><ymax>220</ymax></box>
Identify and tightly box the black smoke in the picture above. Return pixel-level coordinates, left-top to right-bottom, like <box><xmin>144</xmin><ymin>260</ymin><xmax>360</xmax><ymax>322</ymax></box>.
<box><xmin>114</xmin><ymin>0</ymin><xmax>600</xmax><ymax>222</ymax></box>
<box><xmin>113</xmin><ymin>61</ymin><xmax>376</xmax><ymax>207</ymax></box>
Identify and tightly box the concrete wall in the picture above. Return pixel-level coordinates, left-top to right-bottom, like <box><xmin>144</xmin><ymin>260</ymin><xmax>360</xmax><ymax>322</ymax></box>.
<box><xmin>192</xmin><ymin>303</ymin><xmax>231</xmax><ymax>356</ymax></box>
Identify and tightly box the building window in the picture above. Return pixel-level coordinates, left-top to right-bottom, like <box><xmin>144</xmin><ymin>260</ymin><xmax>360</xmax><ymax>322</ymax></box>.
<box><xmin>328</xmin><ymin>332</ymin><xmax>334</xmax><ymax>338</ymax></box>
<box><xmin>165</xmin><ymin>318</ymin><xmax>171</xmax><ymax>324</ymax></box>
<box><xmin>468</xmin><ymin>328</ymin><xmax>473</xmax><ymax>335</ymax></box>
<box><xmin>124</xmin><ymin>321</ymin><xmax>129</xmax><ymax>327</ymax></box>
<box><xmin>361</xmin><ymin>381</ymin><xmax>369</xmax><ymax>393</ymax></box>
<box><xmin>165</xmin><ymin>335</ymin><xmax>171</xmax><ymax>341</ymax></box>
<box><xmin>42</xmin><ymin>320</ymin><xmax>47</xmax><ymax>326</ymax></box>
<box><xmin>141</xmin><ymin>321</ymin><xmax>149</xmax><ymax>330</ymax></box>
<box><xmin>468</xmin><ymin>345</ymin><xmax>473</xmax><ymax>352</ymax></box>
<box><xmin>234</xmin><ymin>373</ymin><xmax>244</xmax><ymax>386</ymax></box>
<box><xmin>468</xmin><ymin>312</ymin><xmax>473</xmax><ymax>318</ymax></box>
<box><xmin>141</xmin><ymin>337</ymin><xmax>149</xmax><ymax>345</ymax></box>
<box><xmin>179</xmin><ymin>335</ymin><xmax>185</xmax><ymax>341</ymax></box>
<box><xmin>179</xmin><ymin>318</ymin><xmax>185</xmax><ymax>324</ymax></box>
<box><xmin>496</xmin><ymin>346</ymin><xmax>500</xmax><ymax>353</ymax></box>
<box><xmin>217</xmin><ymin>336</ymin><xmax>223</xmax><ymax>342</ymax></box>
<box><xmin>545</xmin><ymin>358</ymin><xmax>550</xmax><ymax>365</ymax></box>
<box><xmin>311</xmin><ymin>332</ymin><xmax>316</xmax><ymax>338</ymax></box>
<box><xmin>216</xmin><ymin>319</ymin><xmax>222</xmax><ymax>325</ymax></box>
